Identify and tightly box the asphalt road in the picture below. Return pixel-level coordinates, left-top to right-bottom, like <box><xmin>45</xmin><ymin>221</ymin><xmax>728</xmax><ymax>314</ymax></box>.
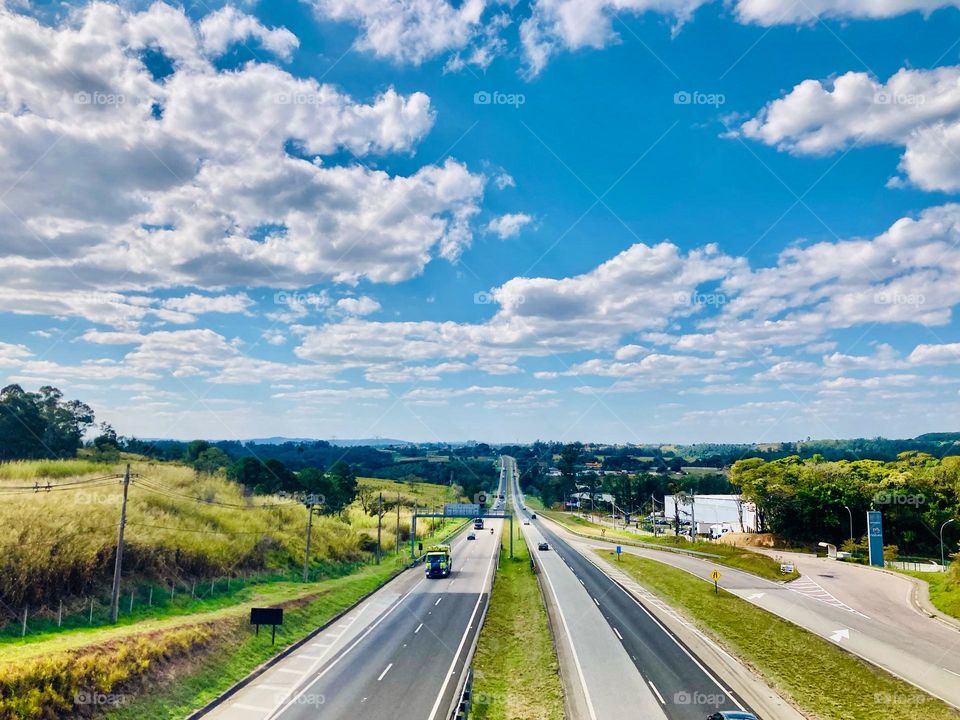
<box><xmin>207</xmin><ymin>473</ymin><xmax>505</xmax><ymax>720</ymax></box>
<box><xmin>507</xmin><ymin>457</ymin><xmax>755</xmax><ymax>720</ymax></box>
<box><xmin>570</xmin><ymin>535</ymin><xmax>960</xmax><ymax>710</ymax></box>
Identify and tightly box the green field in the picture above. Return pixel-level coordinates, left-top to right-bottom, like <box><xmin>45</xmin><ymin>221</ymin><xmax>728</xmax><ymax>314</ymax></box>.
<box><xmin>608</xmin><ymin>551</ymin><xmax>959</xmax><ymax>720</ymax></box>
<box><xmin>471</xmin><ymin>512</ymin><xmax>563</xmax><ymax>719</ymax></box>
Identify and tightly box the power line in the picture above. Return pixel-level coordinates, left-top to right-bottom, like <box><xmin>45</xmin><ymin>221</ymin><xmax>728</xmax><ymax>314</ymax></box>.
<box><xmin>134</xmin><ymin>478</ymin><xmax>299</xmax><ymax>510</ymax></box>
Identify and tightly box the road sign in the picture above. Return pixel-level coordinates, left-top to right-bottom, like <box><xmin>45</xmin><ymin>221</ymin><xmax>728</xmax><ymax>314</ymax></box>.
<box><xmin>444</xmin><ymin>503</ymin><xmax>481</xmax><ymax>517</ymax></box>
<box><xmin>867</xmin><ymin>511</ymin><xmax>884</xmax><ymax>567</ymax></box>
<box><xmin>710</xmin><ymin>570</ymin><xmax>721</xmax><ymax>582</ymax></box>
<box><xmin>250</xmin><ymin>607</ymin><xmax>283</xmax><ymax>644</ymax></box>
<box><xmin>616</xmin><ymin>545</ymin><xmax>621</xmax><ymax>561</ymax></box>
<box><xmin>780</xmin><ymin>563</ymin><xmax>795</xmax><ymax>574</ymax></box>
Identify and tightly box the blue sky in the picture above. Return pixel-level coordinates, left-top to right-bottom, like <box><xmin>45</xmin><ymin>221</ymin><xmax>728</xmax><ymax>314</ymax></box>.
<box><xmin>2</xmin><ymin>0</ymin><xmax>960</xmax><ymax>443</ymax></box>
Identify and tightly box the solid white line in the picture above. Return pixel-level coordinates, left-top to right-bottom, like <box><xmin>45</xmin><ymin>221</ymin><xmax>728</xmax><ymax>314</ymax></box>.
<box><xmin>378</xmin><ymin>663</ymin><xmax>393</xmax><ymax>681</ymax></box>
<box><xmin>435</xmin><ymin>597</ymin><xmax>442</xmax><ymax>606</ymax></box>
<box><xmin>268</xmin><ymin>577</ymin><xmax>426</xmax><ymax>719</ymax></box>
<box><xmin>648</xmin><ymin>681</ymin><xmax>665</xmax><ymax>705</ymax></box>
<box><xmin>593</xmin><ymin>597</ymin><xmax>600</xmax><ymax>606</ymax></box>
<box><xmin>426</xmin><ymin>524</ymin><xmax>501</xmax><ymax>720</ymax></box>
<box><xmin>521</xmin><ymin>509</ymin><xmax>599</xmax><ymax>720</ymax></box>
<box><xmin>945</xmin><ymin>668</ymin><xmax>960</xmax><ymax>678</ymax></box>
<box><xmin>415</xmin><ymin>623</ymin><xmax>424</xmax><ymax>634</ymax></box>
<box><xmin>613</xmin><ymin>627</ymin><xmax>623</xmax><ymax>641</ymax></box>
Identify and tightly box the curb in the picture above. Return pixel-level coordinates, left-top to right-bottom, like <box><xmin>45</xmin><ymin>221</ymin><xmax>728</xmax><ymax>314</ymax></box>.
<box><xmin>872</xmin><ymin>566</ymin><xmax>960</xmax><ymax>632</ymax></box>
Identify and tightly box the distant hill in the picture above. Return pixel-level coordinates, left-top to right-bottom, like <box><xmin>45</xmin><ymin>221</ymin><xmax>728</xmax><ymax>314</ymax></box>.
<box><xmin>246</xmin><ymin>437</ymin><xmax>412</xmax><ymax>447</ymax></box>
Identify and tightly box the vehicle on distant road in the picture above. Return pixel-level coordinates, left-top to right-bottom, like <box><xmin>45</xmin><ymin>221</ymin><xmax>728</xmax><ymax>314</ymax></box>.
<box><xmin>523</xmin><ymin>520</ymin><xmax>530</xmax><ymax>525</ymax></box>
<box><xmin>467</xmin><ymin>532</ymin><xmax>476</xmax><ymax>540</ymax></box>
<box><xmin>474</xmin><ymin>517</ymin><xmax>484</xmax><ymax>530</ymax></box>
<box><xmin>538</xmin><ymin>542</ymin><xmax>549</xmax><ymax>551</ymax></box>
<box><xmin>706</xmin><ymin>712</ymin><xmax>758</xmax><ymax>720</ymax></box>
<box><xmin>424</xmin><ymin>544</ymin><xmax>452</xmax><ymax>578</ymax></box>
<box><xmin>530</xmin><ymin>513</ymin><xmax>537</xmax><ymax>519</ymax></box>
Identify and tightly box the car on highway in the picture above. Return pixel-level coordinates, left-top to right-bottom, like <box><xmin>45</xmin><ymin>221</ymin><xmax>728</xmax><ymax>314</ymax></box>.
<box><xmin>467</xmin><ymin>532</ymin><xmax>476</xmax><ymax>540</ymax></box>
<box><xmin>530</xmin><ymin>513</ymin><xmax>536</xmax><ymax>519</ymax></box>
<box><xmin>706</xmin><ymin>712</ymin><xmax>758</xmax><ymax>720</ymax></box>
<box><xmin>523</xmin><ymin>520</ymin><xmax>530</xmax><ymax>525</ymax></box>
<box><xmin>538</xmin><ymin>542</ymin><xmax>549</xmax><ymax>551</ymax></box>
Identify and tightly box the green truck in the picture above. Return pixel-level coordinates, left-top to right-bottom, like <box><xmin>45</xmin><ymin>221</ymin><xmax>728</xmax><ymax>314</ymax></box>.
<box><xmin>424</xmin><ymin>544</ymin><xmax>452</xmax><ymax>578</ymax></box>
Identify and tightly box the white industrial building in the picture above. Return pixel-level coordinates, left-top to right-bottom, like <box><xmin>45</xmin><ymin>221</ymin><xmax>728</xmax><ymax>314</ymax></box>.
<box><xmin>663</xmin><ymin>494</ymin><xmax>757</xmax><ymax>533</ymax></box>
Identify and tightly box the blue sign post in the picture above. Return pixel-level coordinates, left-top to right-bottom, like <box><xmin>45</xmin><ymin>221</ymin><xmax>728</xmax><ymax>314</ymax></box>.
<box><xmin>616</xmin><ymin>545</ymin><xmax>622</xmax><ymax>561</ymax></box>
<box><xmin>867</xmin><ymin>511</ymin><xmax>884</xmax><ymax>567</ymax></box>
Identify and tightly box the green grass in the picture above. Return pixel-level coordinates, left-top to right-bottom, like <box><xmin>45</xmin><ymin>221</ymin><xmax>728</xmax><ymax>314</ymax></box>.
<box><xmin>528</xmin><ymin>499</ymin><xmax>796</xmax><ymax>581</ymax></box>
<box><xmin>902</xmin><ymin>570</ymin><xmax>960</xmax><ymax>621</ymax></box>
<box><xmin>471</xmin><ymin>529</ymin><xmax>563</xmax><ymax>720</ymax></box>
<box><xmin>103</xmin><ymin>561</ymin><xmax>405</xmax><ymax>720</ymax></box>
<box><xmin>606</xmin><ymin>551</ymin><xmax>960</xmax><ymax>720</ymax></box>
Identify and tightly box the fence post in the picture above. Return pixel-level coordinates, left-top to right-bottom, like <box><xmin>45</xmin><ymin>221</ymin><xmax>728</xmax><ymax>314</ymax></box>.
<box><xmin>89</xmin><ymin>598</ymin><xmax>94</xmax><ymax>624</ymax></box>
<box><xmin>211</xmin><ymin>578</ymin><xmax>215</xmax><ymax>595</ymax></box>
<box><xmin>57</xmin><ymin>600</ymin><xmax>63</xmax><ymax>628</ymax></box>
<box><xmin>129</xmin><ymin>590</ymin><xmax>134</xmax><ymax>613</ymax></box>
<box><xmin>148</xmin><ymin>587</ymin><xmax>153</xmax><ymax>607</ymax></box>
<box><xmin>21</xmin><ymin>607</ymin><xmax>27</xmax><ymax>637</ymax></box>
<box><xmin>191</xmin><ymin>580</ymin><xmax>196</xmax><ymax>598</ymax></box>
<box><xmin>171</xmin><ymin>581</ymin><xmax>175</xmax><ymax>600</ymax></box>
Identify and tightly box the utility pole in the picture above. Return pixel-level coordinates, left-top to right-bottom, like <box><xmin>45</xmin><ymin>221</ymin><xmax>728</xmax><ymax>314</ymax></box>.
<box><xmin>303</xmin><ymin>500</ymin><xmax>316</xmax><ymax>582</ymax></box>
<box><xmin>110</xmin><ymin>464</ymin><xmax>131</xmax><ymax>624</ymax></box>
<box><xmin>396</xmin><ymin>491</ymin><xmax>401</xmax><ymax>556</ymax></box>
<box><xmin>376</xmin><ymin>492</ymin><xmax>383</xmax><ymax>564</ymax></box>
<box><xmin>690</xmin><ymin>491</ymin><xmax>696</xmax><ymax>541</ymax></box>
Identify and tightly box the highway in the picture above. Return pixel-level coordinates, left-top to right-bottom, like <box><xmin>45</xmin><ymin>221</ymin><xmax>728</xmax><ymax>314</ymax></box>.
<box><xmin>206</xmin><ymin>472</ymin><xmax>506</xmax><ymax>720</ymax></box>
<box><xmin>506</xmin><ymin>456</ymin><xmax>759</xmax><ymax>720</ymax></box>
<box><xmin>566</xmin><ymin>529</ymin><xmax>960</xmax><ymax>709</ymax></box>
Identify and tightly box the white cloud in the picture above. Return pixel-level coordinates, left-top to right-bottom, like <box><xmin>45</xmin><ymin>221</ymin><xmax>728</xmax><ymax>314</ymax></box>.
<box><xmin>0</xmin><ymin>1</ymin><xmax>485</xmax><ymax>314</ymax></box>
<box><xmin>199</xmin><ymin>5</ymin><xmax>300</xmax><ymax>61</ymax></box>
<box><xmin>309</xmin><ymin>0</ymin><xmax>490</xmax><ymax>65</ymax></box>
<box><xmin>271</xmin><ymin>387</ymin><xmax>390</xmax><ymax>401</ymax></box>
<box><xmin>336</xmin><ymin>296</ymin><xmax>382</xmax><ymax>316</ymax></box>
<box><xmin>487</xmin><ymin>213</ymin><xmax>533</xmax><ymax>239</ymax></box>
<box><xmin>162</xmin><ymin>293</ymin><xmax>254</xmax><ymax>315</ymax></box>
<box><xmin>734</xmin><ymin>0</ymin><xmax>960</xmax><ymax>25</ymax></box>
<box><xmin>741</xmin><ymin>66</ymin><xmax>960</xmax><ymax>191</ymax></box>
<box><xmin>908</xmin><ymin>342</ymin><xmax>960</xmax><ymax>365</ymax></box>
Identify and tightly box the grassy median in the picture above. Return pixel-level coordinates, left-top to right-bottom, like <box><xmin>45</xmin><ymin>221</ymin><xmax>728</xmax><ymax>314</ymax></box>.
<box><xmin>604</xmin><ymin>551</ymin><xmax>960</xmax><ymax>720</ymax></box>
<box><xmin>903</xmin><ymin>569</ymin><xmax>960</xmax><ymax>621</ymax></box>
<box><xmin>471</xmin><ymin>528</ymin><xmax>564</xmax><ymax>720</ymax></box>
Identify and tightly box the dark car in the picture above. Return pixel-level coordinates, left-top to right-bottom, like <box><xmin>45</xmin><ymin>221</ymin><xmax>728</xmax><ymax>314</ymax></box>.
<box><xmin>538</xmin><ymin>542</ymin><xmax>549</xmax><ymax>551</ymax></box>
<box><xmin>706</xmin><ymin>713</ymin><xmax>758</xmax><ymax>720</ymax></box>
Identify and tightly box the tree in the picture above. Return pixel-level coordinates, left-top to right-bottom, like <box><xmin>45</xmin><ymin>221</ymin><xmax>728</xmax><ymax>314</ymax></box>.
<box><xmin>193</xmin><ymin>447</ymin><xmax>230</xmax><ymax>475</ymax></box>
<box><xmin>0</xmin><ymin>384</ymin><xmax>94</xmax><ymax>460</ymax></box>
<box><xmin>91</xmin><ymin>422</ymin><xmax>120</xmax><ymax>461</ymax></box>
<box><xmin>327</xmin><ymin>461</ymin><xmax>358</xmax><ymax>515</ymax></box>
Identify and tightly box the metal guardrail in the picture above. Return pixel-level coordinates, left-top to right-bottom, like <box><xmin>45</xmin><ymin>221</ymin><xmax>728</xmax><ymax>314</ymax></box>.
<box><xmin>452</xmin><ymin>667</ymin><xmax>474</xmax><ymax>719</ymax></box>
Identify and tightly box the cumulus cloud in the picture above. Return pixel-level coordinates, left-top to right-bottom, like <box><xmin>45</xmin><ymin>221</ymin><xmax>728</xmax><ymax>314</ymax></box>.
<box><xmin>0</xmin><ymin>2</ymin><xmax>485</xmax><ymax>321</ymax></box>
<box><xmin>740</xmin><ymin>66</ymin><xmax>960</xmax><ymax>191</ymax></box>
<box><xmin>734</xmin><ymin>0</ymin><xmax>960</xmax><ymax>25</ymax></box>
<box><xmin>336</xmin><ymin>296</ymin><xmax>382</xmax><ymax>316</ymax></box>
<box><xmin>487</xmin><ymin>213</ymin><xmax>533</xmax><ymax>239</ymax></box>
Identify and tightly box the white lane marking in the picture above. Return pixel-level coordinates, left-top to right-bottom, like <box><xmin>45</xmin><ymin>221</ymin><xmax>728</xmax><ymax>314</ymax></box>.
<box><xmin>944</xmin><ymin>668</ymin><xmax>960</xmax><ymax>678</ymax></box>
<box><xmin>415</xmin><ymin>623</ymin><xmax>424</xmax><ymax>634</ymax></box>
<box><xmin>574</xmin><ymin>544</ymin><xmax>746</xmax><ymax>712</ymax></box>
<box><xmin>378</xmin><ymin>663</ymin><xmax>393</xmax><ymax>681</ymax></box>
<box><xmin>426</xmin><ymin>522</ymin><xmax>501</xmax><ymax>720</ymax></box>
<box><xmin>268</xmin><ymin>577</ymin><xmax>426</xmax><ymax>719</ymax></box>
<box><xmin>613</xmin><ymin>627</ymin><xmax>623</xmax><ymax>641</ymax></box>
<box><xmin>786</xmin><ymin>577</ymin><xmax>870</xmax><ymax>618</ymax></box>
<box><xmin>593</xmin><ymin>597</ymin><xmax>600</xmax><ymax>607</ymax></box>
<box><xmin>648</xmin><ymin>681</ymin><xmax>665</xmax><ymax>705</ymax></box>
<box><xmin>435</xmin><ymin>597</ymin><xmax>442</xmax><ymax>606</ymax></box>
<box><xmin>530</xmin><ymin>531</ymin><xmax>600</xmax><ymax>720</ymax></box>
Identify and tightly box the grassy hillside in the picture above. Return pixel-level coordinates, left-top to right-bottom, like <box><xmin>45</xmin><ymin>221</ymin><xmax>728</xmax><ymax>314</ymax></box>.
<box><xmin>0</xmin><ymin>460</ymin><xmax>462</xmax><ymax>624</ymax></box>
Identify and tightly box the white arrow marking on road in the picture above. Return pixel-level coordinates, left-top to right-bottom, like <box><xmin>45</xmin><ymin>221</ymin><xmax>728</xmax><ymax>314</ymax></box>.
<box><xmin>746</xmin><ymin>593</ymin><xmax>765</xmax><ymax>601</ymax></box>
<box><xmin>830</xmin><ymin>629</ymin><xmax>850</xmax><ymax>643</ymax></box>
